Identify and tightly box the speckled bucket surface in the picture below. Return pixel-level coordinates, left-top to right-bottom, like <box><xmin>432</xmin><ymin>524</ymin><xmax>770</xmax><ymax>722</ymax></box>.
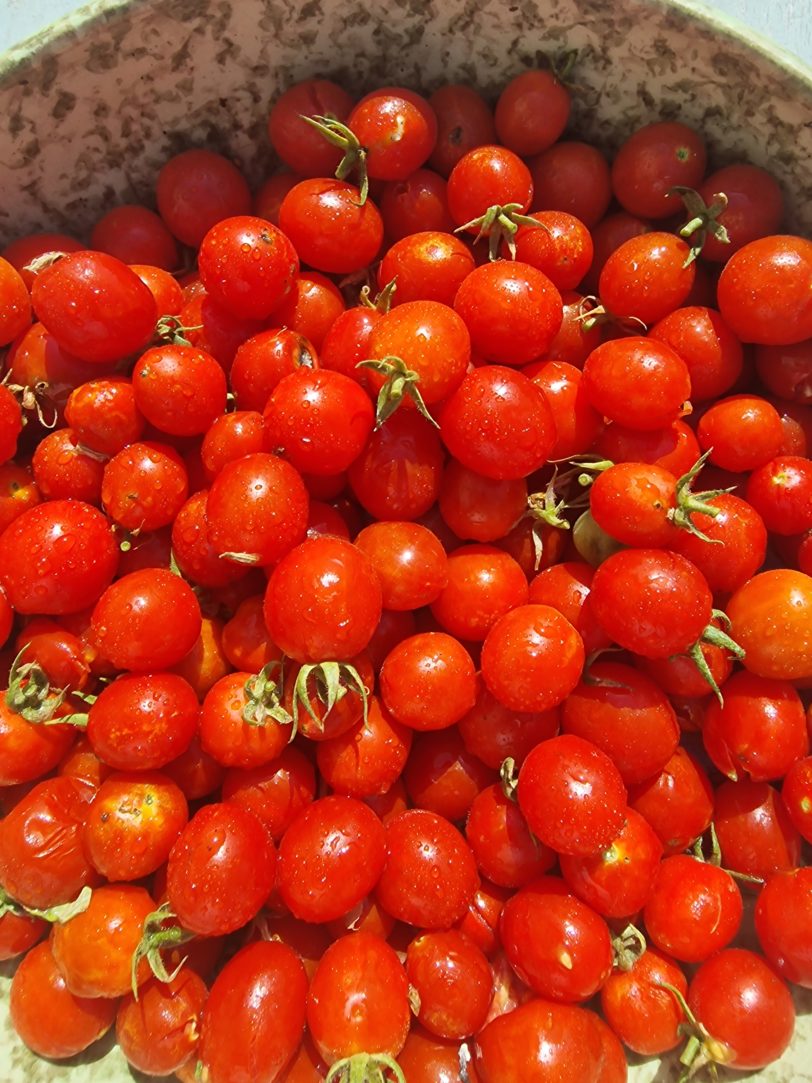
<box><xmin>2</xmin><ymin>0</ymin><xmax>812</xmax><ymax>1079</ymax></box>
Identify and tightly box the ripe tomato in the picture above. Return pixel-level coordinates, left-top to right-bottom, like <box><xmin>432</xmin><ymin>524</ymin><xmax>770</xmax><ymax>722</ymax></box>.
<box><xmin>454</xmin><ymin>260</ymin><xmax>563</xmax><ymax>365</ymax></box>
<box><xmin>278</xmin><ymin>179</ymin><xmax>383</xmax><ymax>274</ymax></box>
<box><xmin>480</xmin><ymin>604</ymin><xmax>584</xmax><ymax>713</ymax></box>
<box><xmin>116</xmin><ymin>969</ymin><xmax>207</xmax><ymax>1076</ymax></box>
<box><xmin>32</xmin><ymin>251</ymin><xmax>157</xmax><ymax>363</ymax></box>
<box><xmin>717</xmin><ymin>234</ymin><xmax>812</xmax><ymax>345</ymax></box>
<box><xmin>644</xmin><ymin>854</ymin><xmax>742</xmax><ymax>963</ymax></box>
<box><xmin>206</xmin><ymin>452</ymin><xmax>309</xmax><ymax>567</ymax></box>
<box><xmin>406</xmin><ymin>929</ymin><xmax>493</xmax><ymax>1039</ymax></box>
<box><xmin>268</xmin><ymin>78</ymin><xmax>354</xmax><ymax>177</ymax></box>
<box><xmin>684</xmin><ymin>949</ymin><xmax>795</xmax><ymax>1072</ymax></box>
<box><xmin>517</xmin><ymin>734</ymin><xmax>627</xmax><ymax>857</ymax></box>
<box><xmin>264</xmin><ymin>535</ymin><xmax>382</xmax><ymax>663</ymax></box>
<box><xmin>198</xmin><ymin>940</ymin><xmax>308</xmax><ymax>1083</ymax></box>
<box><xmin>132</xmin><ymin>343</ymin><xmax>227</xmax><ymax>436</ymax></box>
<box><xmin>528</xmin><ymin>140</ymin><xmax>611</xmax><ymax>227</ymax></box>
<box><xmin>91</xmin><ymin>203</ymin><xmax>179</xmax><ymax>269</ymax></box>
<box><xmin>714</xmin><ymin>779</ymin><xmax>801</xmax><ymax>881</ymax></box>
<box><xmin>277</xmin><ymin>795</ymin><xmax>386</xmax><ymax>923</ymax></box>
<box><xmin>91</xmin><ymin>568</ymin><xmax>202</xmax><ymax>671</ymax></box>
<box><xmin>0</xmin><ymin>499</ymin><xmax>118</xmax><ymax>615</ymax></box>
<box><xmin>600</xmin><ymin>947</ymin><xmax>687</xmax><ymax>1056</ymax></box>
<box><xmin>50</xmin><ymin>883</ymin><xmax>155</xmax><ymax>998</ymax></box>
<box><xmin>156</xmin><ymin>148</ymin><xmax>251</xmax><ymax>247</ymax></box>
<box><xmin>307</xmin><ymin>932</ymin><xmax>410</xmax><ymax>1068</ymax></box>
<box><xmin>166</xmin><ymin>803</ymin><xmax>276</xmax><ymax>936</ymax></box>
<box><xmin>727</xmin><ymin>569</ymin><xmax>812</xmax><ymax>681</ymax></box>
<box><xmin>475</xmin><ymin>997</ymin><xmax>604</xmax><ymax>1083</ymax></box>
<box><xmin>582</xmin><ymin>337</ymin><xmax>691</xmax><ymax>430</ymax></box>
<box><xmin>439</xmin><ymin>365</ymin><xmax>556</xmax><ymax>480</ymax></box>
<box><xmin>428</xmin><ymin>84</ymin><xmax>496</xmax><ymax>177</ymax></box>
<box><xmin>355</xmin><ymin>521</ymin><xmax>448</xmax><ymax>611</ymax></box>
<box><xmin>465</xmin><ymin>782</ymin><xmax>554</xmax><ymax>888</ymax></box>
<box><xmin>198</xmin><ymin>215</ymin><xmax>299</xmax><ymax>319</ymax></box>
<box><xmin>376</xmin><ymin>808</ymin><xmax>478</xmax><ymax>928</ymax></box>
<box><xmin>755</xmin><ymin>867</ymin><xmax>812</xmax><ymax>987</ymax></box>
<box><xmin>379</xmin><ymin>631</ymin><xmax>476</xmax><ymax>731</ymax></box>
<box><xmin>10</xmin><ymin>939</ymin><xmax>117</xmax><ymax>1059</ymax></box>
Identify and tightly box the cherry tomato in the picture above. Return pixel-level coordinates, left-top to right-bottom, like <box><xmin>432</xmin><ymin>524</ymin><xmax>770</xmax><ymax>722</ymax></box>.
<box><xmin>115</xmin><ymin>968</ymin><xmax>207</xmax><ymax>1076</ymax></box>
<box><xmin>278</xmin><ymin>179</ymin><xmax>384</xmax><ymax>274</ymax></box>
<box><xmin>600</xmin><ymin>947</ymin><xmax>687</xmax><ymax>1056</ymax></box>
<box><xmin>132</xmin><ymin>342</ymin><xmax>227</xmax><ymax>436</ymax></box>
<box><xmin>727</xmin><ymin>569</ymin><xmax>812</xmax><ymax>680</ymax></box>
<box><xmin>755</xmin><ymin>867</ymin><xmax>812</xmax><ymax>988</ymax></box>
<box><xmin>198</xmin><ymin>215</ymin><xmax>299</xmax><ymax>320</ymax></box>
<box><xmin>611</xmin><ymin>120</ymin><xmax>706</xmax><ymax>219</ymax></box>
<box><xmin>380</xmin><ymin>631</ymin><xmax>476</xmax><ymax>731</ymax></box>
<box><xmin>156</xmin><ymin>148</ymin><xmax>252</xmax><ymax>247</ymax></box>
<box><xmin>268</xmin><ymin>78</ymin><xmax>354</xmax><ymax>177</ymax></box>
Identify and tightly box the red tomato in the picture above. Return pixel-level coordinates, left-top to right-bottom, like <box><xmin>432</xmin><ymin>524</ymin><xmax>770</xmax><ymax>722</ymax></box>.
<box><xmin>167</xmin><ymin>802</ymin><xmax>276</xmax><ymax>935</ymax></box>
<box><xmin>116</xmin><ymin>969</ymin><xmax>207</xmax><ymax>1076</ymax></box>
<box><xmin>198</xmin><ymin>941</ymin><xmax>308</xmax><ymax>1083</ymax></box>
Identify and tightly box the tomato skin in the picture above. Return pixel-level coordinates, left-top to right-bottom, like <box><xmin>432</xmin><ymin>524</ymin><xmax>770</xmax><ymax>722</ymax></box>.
<box><xmin>10</xmin><ymin>939</ymin><xmax>117</xmax><ymax>1059</ymax></box>
<box><xmin>168</xmin><ymin>803</ymin><xmax>276</xmax><ymax>935</ymax></box>
<box><xmin>198</xmin><ymin>940</ymin><xmax>308</xmax><ymax>1083</ymax></box>
<box><xmin>349</xmin><ymin>88</ymin><xmax>438</xmax><ymax>181</ymax></box>
<box><xmin>307</xmin><ymin>932</ymin><xmax>410</xmax><ymax>1065</ymax></box>
<box><xmin>263</xmin><ymin>368</ymin><xmax>374</xmax><ymax>476</ymax></box>
<box><xmin>0</xmin><ymin>776</ymin><xmax>99</xmax><ymax>908</ymax></box>
<box><xmin>0</xmin><ymin>499</ymin><xmax>118</xmax><ymax>615</ymax></box>
<box><xmin>475</xmin><ymin>997</ymin><xmax>604</xmax><ymax>1083</ymax></box>
<box><xmin>132</xmin><ymin>343</ymin><xmax>227</xmax><ymax>437</ymax></box>
<box><xmin>644</xmin><ymin>855</ymin><xmax>743</xmax><ymax>963</ymax></box>
<box><xmin>87</xmin><ymin>671</ymin><xmax>198</xmax><ymax>770</ymax></box>
<box><xmin>32</xmin><ymin>251</ymin><xmax>157</xmax><ymax>363</ymax></box>
<box><xmin>156</xmin><ymin>148</ymin><xmax>251</xmax><ymax>247</ymax></box>
<box><xmin>355</xmin><ymin>521</ymin><xmax>448</xmax><ymax>611</ymax></box>
<box><xmin>51</xmin><ymin>883</ymin><xmax>156</xmax><ymax>998</ymax></box>
<box><xmin>517</xmin><ymin>734</ymin><xmax>627</xmax><ymax>857</ymax></box>
<box><xmin>380</xmin><ymin>631</ymin><xmax>477</xmax><ymax>731</ymax></box>
<box><xmin>561</xmin><ymin>662</ymin><xmax>680</xmax><ymax>786</ymax></box>
<box><xmin>269</xmin><ymin>78</ymin><xmax>354</xmax><ymax>177</ymax></box>
<box><xmin>0</xmin><ymin>698</ymin><xmax>76</xmax><ymax>786</ymax></box>
<box><xmin>727</xmin><ymin>569</ymin><xmax>812</xmax><ymax>681</ymax></box>
<box><xmin>755</xmin><ymin>867</ymin><xmax>812</xmax><ymax>987</ymax></box>
<box><xmin>348</xmin><ymin>408</ymin><xmax>444</xmax><ymax>521</ymax></box>
<box><xmin>600</xmin><ymin>947</ymin><xmax>687</xmax><ymax>1056</ymax></box>
<box><xmin>501</xmin><ymin>877</ymin><xmax>613</xmax><ymax>1003</ymax></box>
<box><xmin>102</xmin><ymin>440</ymin><xmax>189</xmax><ymax>532</ymax></box>
<box><xmin>495</xmin><ymin>69</ymin><xmax>570</xmax><ymax>156</ymax></box>
<box><xmin>714</xmin><ymin>779</ymin><xmax>801</xmax><ymax>881</ymax></box>
<box><xmin>582</xmin><ymin>337</ymin><xmax>691</xmax><ymax>431</ymax></box>
<box><xmin>687</xmin><ymin>949</ymin><xmax>795</xmax><ymax>1071</ymax></box>
<box><xmin>559</xmin><ymin>809</ymin><xmax>663</xmax><ymax>919</ymax></box>
<box><xmin>480</xmin><ymin>604</ymin><xmax>585</xmax><ymax>713</ymax></box>
<box><xmin>439</xmin><ymin>365</ymin><xmax>556</xmax><ymax>480</ymax></box>
<box><xmin>0</xmin><ymin>910</ymin><xmax>47</xmax><ymax>961</ymax></box>
<box><xmin>91</xmin><ymin>568</ymin><xmax>202</xmax><ymax>672</ymax></box>
<box><xmin>590</xmin><ymin>548</ymin><xmax>712</xmax><ymax>660</ymax></box>
<box><xmin>207</xmin><ymin>452</ymin><xmax>309</xmax><ymax>568</ymax></box>
<box><xmin>528</xmin><ymin>140</ymin><xmax>612</xmax><ymax>228</ymax></box>
<box><xmin>277</xmin><ymin>795</ymin><xmax>386</xmax><ymax>923</ymax></box>
<box><xmin>627</xmin><ymin>746</ymin><xmax>714</xmax><ymax>855</ymax></box>
<box><xmin>264</xmin><ymin>536</ymin><xmax>382</xmax><ymax>663</ymax></box>
<box><xmin>718</xmin><ymin>235</ymin><xmax>812</xmax><ymax>345</ymax></box>
<box><xmin>198</xmin><ymin>215</ymin><xmax>299</xmax><ymax>320</ymax></box>
<box><xmin>611</xmin><ymin>121</ymin><xmax>706</xmax><ymax>219</ymax></box>
<box><xmin>316</xmin><ymin>694</ymin><xmax>413</xmax><ymax>799</ymax></box>
<box><xmin>116</xmin><ymin>969</ymin><xmax>208</xmax><ymax>1076</ymax></box>
<box><xmin>278</xmin><ymin>179</ymin><xmax>384</xmax><ymax>275</ymax></box>
<box><xmin>83</xmin><ymin>770</ymin><xmax>188</xmax><ymax>881</ymax></box>
<box><xmin>222</xmin><ymin>744</ymin><xmax>316</xmax><ymax>841</ymax></box>
<box><xmin>406</xmin><ymin>929</ymin><xmax>493</xmax><ymax>1039</ymax></box>
<box><xmin>428</xmin><ymin>84</ymin><xmax>496</xmax><ymax>177</ymax></box>
<box><xmin>701</xmin><ymin>671</ymin><xmax>809</xmax><ymax>782</ymax></box>
<box><xmin>376</xmin><ymin>808</ymin><xmax>479</xmax><ymax>928</ymax></box>
<box><xmin>598</xmin><ymin>232</ymin><xmax>695</xmax><ymax>326</ymax></box>
<box><xmin>649</xmin><ymin>305</ymin><xmax>743</xmax><ymax>402</ymax></box>
<box><xmin>454</xmin><ymin>261</ymin><xmax>563</xmax><ymax>365</ymax></box>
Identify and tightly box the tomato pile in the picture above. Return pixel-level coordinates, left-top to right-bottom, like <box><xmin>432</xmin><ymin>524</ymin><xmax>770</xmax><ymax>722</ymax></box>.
<box><xmin>1</xmin><ymin>62</ymin><xmax>812</xmax><ymax>1083</ymax></box>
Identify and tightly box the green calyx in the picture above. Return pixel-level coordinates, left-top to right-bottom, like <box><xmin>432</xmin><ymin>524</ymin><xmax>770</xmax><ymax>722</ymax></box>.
<box><xmin>0</xmin><ymin>885</ymin><xmax>92</xmax><ymax>924</ymax></box>
<box><xmin>673</xmin><ymin>186</ymin><xmax>730</xmax><ymax>267</ymax></box>
<box><xmin>357</xmin><ymin>355</ymin><xmax>438</xmax><ymax>429</ymax></box>
<box><xmin>325</xmin><ymin>1053</ymin><xmax>406</xmax><ymax>1083</ymax></box>
<box><xmin>611</xmin><ymin>922</ymin><xmax>647</xmax><ymax>972</ymax></box>
<box><xmin>667</xmin><ymin>450</ymin><xmax>735</xmax><ymax>543</ymax></box>
<box><xmin>300</xmin><ymin>114</ymin><xmax>370</xmax><ymax>205</ymax></box>
<box><xmin>4</xmin><ymin>647</ymin><xmax>88</xmax><ymax>727</ymax></box>
<box><xmin>656</xmin><ymin>980</ymin><xmax>734</xmax><ymax>1081</ymax></box>
<box><xmin>682</xmin><ymin>610</ymin><xmax>745</xmax><ymax>706</ymax></box>
<box><xmin>359</xmin><ymin>278</ymin><xmax>397</xmax><ymax>314</ymax></box>
<box><xmin>131</xmin><ymin>903</ymin><xmax>196</xmax><ymax>999</ymax></box>
<box><xmin>242</xmin><ymin>661</ymin><xmax>293</xmax><ymax>729</ymax></box>
<box><xmin>291</xmin><ymin>661</ymin><xmax>370</xmax><ymax>737</ymax></box>
<box><xmin>154</xmin><ymin>314</ymin><xmax>203</xmax><ymax>346</ymax></box>
<box><xmin>454</xmin><ymin>202</ymin><xmax>546</xmax><ymax>261</ymax></box>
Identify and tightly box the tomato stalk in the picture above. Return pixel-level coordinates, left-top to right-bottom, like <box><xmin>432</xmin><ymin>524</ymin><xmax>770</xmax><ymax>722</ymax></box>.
<box><xmin>667</xmin><ymin>451</ymin><xmax>735</xmax><ymax>542</ymax></box>
<box><xmin>673</xmin><ymin>186</ymin><xmax>730</xmax><ymax>266</ymax></box>
<box><xmin>4</xmin><ymin>647</ymin><xmax>88</xmax><ymax>727</ymax></box>
<box><xmin>241</xmin><ymin>660</ymin><xmax>293</xmax><ymax>729</ymax></box>
<box><xmin>300</xmin><ymin>114</ymin><xmax>371</xmax><ymax>205</ymax></box>
<box><xmin>325</xmin><ymin>1052</ymin><xmax>406</xmax><ymax>1083</ymax></box>
<box><xmin>357</xmin><ymin>355</ymin><xmax>439</xmax><ymax>429</ymax></box>
<box><xmin>130</xmin><ymin>902</ymin><xmax>197</xmax><ymax>999</ymax></box>
<box><xmin>657</xmin><ymin>980</ymin><xmax>734</xmax><ymax>1080</ymax></box>
<box><xmin>454</xmin><ymin>202</ymin><xmax>546</xmax><ymax>261</ymax></box>
<box><xmin>611</xmin><ymin>923</ymin><xmax>647</xmax><ymax>971</ymax></box>
<box><xmin>290</xmin><ymin>660</ymin><xmax>370</xmax><ymax>736</ymax></box>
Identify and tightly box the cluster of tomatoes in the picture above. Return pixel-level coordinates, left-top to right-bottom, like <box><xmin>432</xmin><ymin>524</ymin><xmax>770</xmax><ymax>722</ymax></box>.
<box><xmin>1</xmin><ymin>61</ymin><xmax>812</xmax><ymax>1083</ymax></box>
